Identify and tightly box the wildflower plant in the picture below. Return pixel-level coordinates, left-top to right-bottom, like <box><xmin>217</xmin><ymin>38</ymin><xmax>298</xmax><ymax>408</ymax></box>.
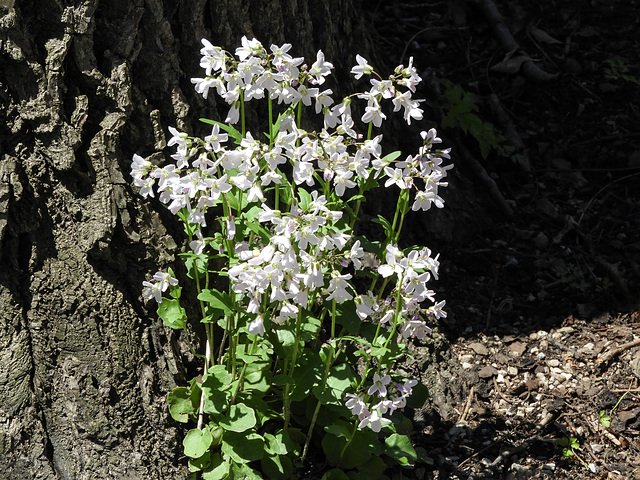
<box><xmin>132</xmin><ymin>36</ymin><xmax>452</xmax><ymax>478</ymax></box>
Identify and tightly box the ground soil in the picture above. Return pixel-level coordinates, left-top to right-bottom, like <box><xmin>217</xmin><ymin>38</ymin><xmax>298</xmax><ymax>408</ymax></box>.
<box><xmin>369</xmin><ymin>1</ymin><xmax>640</xmax><ymax>478</ymax></box>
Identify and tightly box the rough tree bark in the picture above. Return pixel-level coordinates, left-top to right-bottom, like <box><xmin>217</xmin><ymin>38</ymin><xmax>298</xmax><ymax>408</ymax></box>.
<box><xmin>0</xmin><ymin>1</ymin><xmax>372</xmax><ymax>478</ymax></box>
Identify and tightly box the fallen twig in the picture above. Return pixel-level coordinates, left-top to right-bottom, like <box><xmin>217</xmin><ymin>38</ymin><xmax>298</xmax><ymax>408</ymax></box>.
<box><xmin>596</xmin><ymin>337</ymin><xmax>640</xmax><ymax>365</ymax></box>
<box><xmin>466</xmin><ymin>0</ymin><xmax>558</xmax><ymax>82</ymax></box>
<box><xmin>458</xmin><ymin>385</ymin><xmax>475</xmax><ymax>423</ymax></box>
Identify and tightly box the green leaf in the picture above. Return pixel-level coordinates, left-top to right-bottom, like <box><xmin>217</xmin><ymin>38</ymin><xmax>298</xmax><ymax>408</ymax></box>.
<box><xmin>230</xmin><ymin>462</ymin><xmax>263</xmax><ymax>479</ymax></box>
<box><xmin>300</xmin><ymin>315</ymin><xmax>322</xmax><ymax>341</ymax></box>
<box><xmin>312</xmin><ymin>363</ymin><xmax>357</xmax><ymax>406</ymax></box>
<box><xmin>188</xmin><ymin>450</ymin><xmax>211</xmax><ymax>472</ymax></box>
<box><xmin>167</xmin><ymin>387</ymin><xmax>193</xmax><ymax>423</ymax></box>
<box><xmin>321</xmin><ymin>468</ymin><xmax>350</xmax><ymax>480</ymax></box>
<box><xmin>275</xmin><ymin>327</ymin><xmax>298</xmax><ymax>357</ymax></box>
<box><xmin>381</xmin><ymin>150</ymin><xmax>402</xmax><ymax>164</ymax></box>
<box><xmin>322</xmin><ymin>422</ymin><xmax>382</xmax><ymax>469</ymax></box>
<box><xmin>384</xmin><ymin>433</ymin><xmax>417</xmax><ymax>467</ymax></box>
<box><xmin>321</xmin><ymin>432</ymin><xmax>348</xmax><ymax>467</ymax></box>
<box><xmin>199</xmin><ymin>118</ymin><xmax>243</xmax><ymax>144</ymax></box>
<box><xmin>340</xmin><ymin>428</ymin><xmax>382</xmax><ymax>469</ymax></box>
<box><xmin>184</xmin><ymin>253</ymin><xmax>208</xmax><ymax>280</ymax></box>
<box><xmin>298</xmin><ymin>187</ymin><xmax>313</xmax><ymax>210</ymax></box>
<box><xmin>290</xmin><ymin>350</ymin><xmax>323</xmax><ymax>401</ymax></box>
<box><xmin>244</xmin><ymin>370</ymin><xmax>271</xmax><ymax>394</ymax></box>
<box><xmin>218</xmin><ymin>403</ymin><xmax>257</xmax><ymax>432</ymax></box>
<box><xmin>354</xmin><ymin>455</ymin><xmax>387</xmax><ymax>479</ymax></box>
<box><xmin>336</xmin><ymin>301</ymin><xmax>361</xmax><ymax>335</ymax></box>
<box><xmin>371</xmin><ymin>215</ymin><xmax>393</xmax><ymax>236</ymax></box>
<box><xmin>202</xmin><ymin>453</ymin><xmax>230</xmax><ymax>480</ymax></box>
<box><xmin>272</xmin><ymin>374</ymin><xmax>294</xmax><ymax>386</ymax></box>
<box><xmin>264</xmin><ymin>432</ymin><xmax>288</xmax><ymax>455</ymax></box>
<box><xmin>184</xmin><ymin>427</ymin><xmax>214</xmax><ymax>458</ymax></box>
<box><xmin>226</xmin><ymin>190</ymin><xmax>249</xmax><ymax>211</ymax></box>
<box><xmin>157</xmin><ymin>298</ymin><xmax>187</xmax><ymax>330</ymax></box>
<box><xmin>198</xmin><ymin>288</ymin><xmax>236</xmax><ymax>315</ymax></box>
<box><xmin>261</xmin><ymin>455</ymin><xmax>293</xmax><ymax>480</ymax></box>
<box><xmin>324</xmin><ymin>424</ymin><xmax>352</xmax><ymax>441</ymax></box>
<box><xmin>243</xmin><ymin>214</ymin><xmax>272</xmax><ymax>241</ymax></box>
<box><xmin>222</xmin><ymin>431</ymin><xmax>265</xmax><ymax>463</ymax></box>
<box><xmin>201</xmin><ymin>367</ymin><xmax>232</xmax><ymax>414</ymax></box>
<box><xmin>406</xmin><ymin>382</ymin><xmax>429</xmax><ymax>409</ymax></box>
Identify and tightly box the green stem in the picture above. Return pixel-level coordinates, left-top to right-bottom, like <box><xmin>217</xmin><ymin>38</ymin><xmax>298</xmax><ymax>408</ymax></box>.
<box><xmin>230</xmin><ymin>336</ymin><xmax>258</xmax><ymax>404</ymax></box>
<box><xmin>301</xmin><ymin>343</ymin><xmax>341</xmax><ymax>463</ymax></box>
<box><xmin>283</xmin><ymin>310</ymin><xmax>304</xmax><ymax>430</ymax></box>
<box><xmin>338</xmin><ymin>423</ymin><xmax>359</xmax><ymax>463</ymax></box>
<box><xmin>383</xmin><ymin>288</ymin><xmax>404</xmax><ymax>350</ymax></box>
<box><xmin>331</xmin><ymin>299</ymin><xmax>337</xmax><ymax>339</ymax></box>
<box><xmin>393</xmin><ymin>189</ymin><xmax>409</xmax><ymax>243</ymax></box>
<box><xmin>240</xmin><ymin>92</ymin><xmax>246</xmax><ymax>138</ymax></box>
<box><xmin>268</xmin><ymin>96</ymin><xmax>273</xmax><ymax>146</ymax></box>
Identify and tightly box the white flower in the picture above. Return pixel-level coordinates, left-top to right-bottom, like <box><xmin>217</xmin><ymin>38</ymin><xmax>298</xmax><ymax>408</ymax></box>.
<box><xmin>361</xmin><ymin>103</ymin><xmax>386</xmax><ymax>128</ymax></box>
<box><xmin>355</xmin><ymin>291</ymin><xmax>379</xmax><ymax>320</ymax></box>
<box><xmin>226</xmin><ymin>217</ymin><xmax>236</xmax><ymax>240</ymax></box>
<box><xmin>358</xmin><ymin>407</ymin><xmax>391</xmax><ymax>433</ymax></box>
<box><xmin>391</xmin><ymin>91</ymin><xmax>424</xmax><ymax>125</ymax></box>
<box><xmin>350</xmin><ymin>54</ymin><xmax>373</xmax><ymax>79</ymax></box>
<box><xmin>333</xmin><ymin>170</ymin><xmax>356</xmax><ymax>197</ymax></box>
<box><xmin>314</xmin><ymin>89</ymin><xmax>334</xmax><ymax>114</ymax></box>
<box><xmin>142</xmin><ymin>281</ymin><xmax>163</xmax><ymax>303</ymax></box>
<box><xmin>248</xmin><ymin>314</ymin><xmax>265</xmax><ymax>336</ymax></box>
<box><xmin>326</xmin><ymin>272</ymin><xmax>353</xmax><ymax>303</ymax></box>
<box><xmin>189</xmin><ymin>230</ymin><xmax>206</xmax><ymax>254</ymax></box>
<box><xmin>344</xmin><ymin>392</ymin><xmax>367</xmax><ymax>417</ymax></box>
<box><xmin>235</xmin><ymin>36</ymin><xmax>263</xmax><ymax>61</ymax></box>
<box><xmin>349</xmin><ymin>240</ymin><xmax>365</xmax><ymax>269</ymax></box>
<box><xmin>401</xmin><ymin>319</ymin><xmax>432</xmax><ymax>340</ymax></box>
<box><xmin>204</xmin><ymin>124</ymin><xmax>228</xmax><ymax>152</ymax></box>
<box><xmin>309</xmin><ymin>50</ymin><xmax>334</xmax><ymax>85</ymax></box>
<box><xmin>384</xmin><ymin>166</ymin><xmax>409</xmax><ymax>189</ymax></box>
<box><xmin>199</xmin><ymin>39</ymin><xmax>226</xmax><ymax>75</ymax></box>
<box><xmin>153</xmin><ymin>271</ymin><xmax>179</xmax><ymax>291</ymax></box>
<box><xmin>367</xmin><ymin>373</ymin><xmax>391</xmax><ymax>398</ymax></box>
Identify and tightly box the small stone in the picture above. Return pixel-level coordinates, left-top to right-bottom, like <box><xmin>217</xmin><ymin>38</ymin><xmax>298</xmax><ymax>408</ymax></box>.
<box><xmin>496</xmin><ymin>373</ymin><xmax>505</xmax><ymax>383</ymax></box>
<box><xmin>543</xmin><ymin>463</ymin><xmax>556</xmax><ymax>471</ymax></box>
<box><xmin>461</xmin><ymin>362</ymin><xmax>473</xmax><ymax>370</ymax></box>
<box><xmin>479</xmin><ymin>365</ymin><xmax>498</xmax><ymax>378</ymax></box>
<box><xmin>548</xmin><ymin>359</ymin><xmax>560</xmax><ymax>367</ymax></box>
<box><xmin>534</xmin><ymin>231</ymin><xmax>549</xmax><ymax>249</ymax></box>
<box><xmin>507</xmin><ymin>366</ymin><xmax>518</xmax><ymax>376</ymax></box>
<box><xmin>470</xmin><ymin>342</ymin><xmax>490</xmax><ymax>356</ymax></box>
<box><xmin>509</xmin><ymin>341</ymin><xmax>527</xmax><ymax>355</ymax></box>
<box><xmin>460</xmin><ymin>354</ymin><xmax>474</xmax><ymax>364</ymax></box>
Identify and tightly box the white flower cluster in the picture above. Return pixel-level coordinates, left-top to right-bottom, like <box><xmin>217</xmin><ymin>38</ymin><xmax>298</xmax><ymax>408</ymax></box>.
<box><xmin>344</xmin><ymin>376</ymin><xmax>418</xmax><ymax>432</ymax></box>
<box><xmin>142</xmin><ymin>271</ymin><xmax>179</xmax><ymax>303</ymax></box>
<box><xmin>133</xmin><ymin>36</ymin><xmax>453</xmax><ymax>432</ymax></box>
<box><xmin>352</xmin><ymin>243</ymin><xmax>447</xmax><ymax>342</ymax></box>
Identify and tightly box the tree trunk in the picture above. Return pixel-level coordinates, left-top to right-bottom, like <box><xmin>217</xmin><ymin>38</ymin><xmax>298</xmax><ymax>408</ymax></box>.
<box><xmin>0</xmin><ymin>1</ymin><xmax>371</xmax><ymax>478</ymax></box>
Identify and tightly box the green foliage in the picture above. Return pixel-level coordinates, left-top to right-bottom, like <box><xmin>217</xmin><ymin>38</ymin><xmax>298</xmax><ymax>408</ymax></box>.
<box><xmin>556</xmin><ymin>436</ymin><xmax>580</xmax><ymax>457</ymax></box>
<box><xmin>441</xmin><ymin>79</ymin><xmax>500</xmax><ymax>159</ymax></box>
<box><xmin>603</xmin><ymin>58</ymin><xmax>640</xmax><ymax>86</ymax></box>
